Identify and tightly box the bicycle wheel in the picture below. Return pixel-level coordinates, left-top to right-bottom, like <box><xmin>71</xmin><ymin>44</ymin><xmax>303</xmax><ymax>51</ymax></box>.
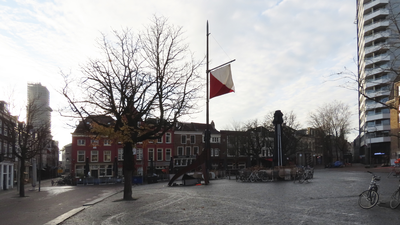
<box><xmin>358</xmin><ymin>190</ymin><xmax>379</xmax><ymax>209</ymax></box>
<box><xmin>299</xmin><ymin>173</ymin><xmax>305</xmax><ymax>183</ymax></box>
<box><xmin>390</xmin><ymin>190</ymin><xmax>400</xmax><ymax>209</ymax></box>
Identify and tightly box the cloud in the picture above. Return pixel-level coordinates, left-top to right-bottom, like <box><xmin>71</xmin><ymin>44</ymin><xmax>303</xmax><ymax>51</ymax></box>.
<box><xmin>0</xmin><ymin>0</ymin><xmax>358</xmax><ymax>148</ymax></box>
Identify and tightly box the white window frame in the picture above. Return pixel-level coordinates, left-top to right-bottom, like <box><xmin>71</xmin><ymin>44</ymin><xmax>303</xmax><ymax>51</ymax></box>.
<box><xmin>157</xmin><ymin>148</ymin><xmax>163</xmax><ymax>161</ymax></box>
<box><xmin>165</xmin><ymin>149</ymin><xmax>171</xmax><ymax>161</ymax></box>
<box><xmin>77</xmin><ymin>151</ymin><xmax>85</xmax><ymax>162</ymax></box>
<box><xmin>181</xmin><ymin>135</ymin><xmax>187</xmax><ymax>144</ymax></box>
<box><xmin>104</xmin><ymin>139</ymin><xmax>111</xmax><ymax>146</ymax></box>
<box><xmin>104</xmin><ymin>150</ymin><xmax>111</xmax><ymax>162</ymax></box>
<box><xmin>91</xmin><ymin>139</ymin><xmax>99</xmax><ymax>146</ymax></box>
<box><xmin>148</xmin><ymin>148</ymin><xmax>154</xmax><ymax>161</ymax></box>
<box><xmin>211</xmin><ymin>137</ymin><xmax>220</xmax><ymax>143</ymax></box>
<box><xmin>185</xmin><ymin>146</ymin><xmax>191</xmax><ymax>156</ymax></box>
<box><xmin>77</xmin><ymin>139</ymin><xmax>86</xmax><ymax>146</ymax></box>
<box><xmin>136</xmin><ymin>149</ymin><xmax>143</xmax><ymax>160</ymax></box>
<box><xmin>177</xmin><ymin>146</ymin><xmax>183</xmax><ymax>156</ymax></box>
<box><xmin>165</xmin><ymin>133</ymin><xmax>171</xmax><ymax>143</ymax></box>
<box><xmin>190</xmin><ymin>135</ymin><xmax>195</xmax><ymax>144</ymax></box>
<box><xmin>91</xmin><ymin>150</ymin><xmax>98</xmax><ymax>162</ymax></box>
<box><xmin>157</xmin><ymin>136</ymin><xmax>163</xmax><ymax>143</ymax></box>
<box><xmin>118</xmin><ymin>148</ymin><xmax>123</xmax><ymax>160</ymax></box>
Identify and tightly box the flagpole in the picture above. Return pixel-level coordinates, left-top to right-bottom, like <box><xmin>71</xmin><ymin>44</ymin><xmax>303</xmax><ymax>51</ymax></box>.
<box><xmin>205</xmin><ymin>21</ymin><xmax>210</xmax><ymax>185</ymax></box>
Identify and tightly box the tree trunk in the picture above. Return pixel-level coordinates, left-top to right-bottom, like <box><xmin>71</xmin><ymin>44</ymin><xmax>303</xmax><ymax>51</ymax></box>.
<box><xmin>123</xmin><ymin>142</ymin><xmax>134</xmax><ymax>200</ymax></box>
<box><xmin>19</xmin><ymin>159</ymin><xmax>26</xmax><ymax>197</ymax></box>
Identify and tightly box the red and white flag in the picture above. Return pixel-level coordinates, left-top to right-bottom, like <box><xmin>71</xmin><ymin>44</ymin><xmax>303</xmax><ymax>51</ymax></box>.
<box><xmin>210</xmin><ymin>64</ymin><xmax>235</xmax><ymax>99</ymax></box>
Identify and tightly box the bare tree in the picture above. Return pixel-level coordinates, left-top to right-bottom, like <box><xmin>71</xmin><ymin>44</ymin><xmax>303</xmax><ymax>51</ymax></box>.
<box><xmin>308</xmin><ymin>101</ymin><xmax>351</xmax><ymax>163</ymax></box>
<box><xmin>242</xmin><ymin>119</ymin><xmax>273</xmax><ymax>166</ymax></box>
<box><xmin>224</xmin><ymin>122</ymin><xmax>247</xmax><ymax>167</ymax></box>
<box><xmin>11</xmin><ymin>99</ymin><xmax>51</xmax><ymax>197</ymax></box>
<box><xmin>61</xmin><ymin>16</ymin><xmax>202</xmax><ymax>200</ymax></box>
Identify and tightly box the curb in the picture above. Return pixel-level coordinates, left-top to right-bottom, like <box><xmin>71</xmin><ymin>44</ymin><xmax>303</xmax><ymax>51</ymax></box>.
<box><xmin>44</xmin><ymin>189</ymin><xmax>123</xmax><ymax>225</ymax></box>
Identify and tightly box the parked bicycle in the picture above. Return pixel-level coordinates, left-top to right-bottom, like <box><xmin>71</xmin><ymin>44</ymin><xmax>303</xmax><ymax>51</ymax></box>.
<box><xmin>390</xmin><ymin>179</ymin><xmax>400</xmax><ymax>209</ymax></box>
<box><xmin>237</xmin><ymin>168</ymin><xmax>272</xmax><ymax>182</ymax></box>
<box><xmin>293</xmin><ymin>166</ymin><xmax>314</xmax><ymax>184</ymax></box>
<box><xmin>358</xmin><ymin>171</ymin><xmax>380</xmax><ymax>209</ymax></box>
<box><xmin>387</xmin><ymin>165</ymin><xmax>400</xmax><ymax>178</ymax></box>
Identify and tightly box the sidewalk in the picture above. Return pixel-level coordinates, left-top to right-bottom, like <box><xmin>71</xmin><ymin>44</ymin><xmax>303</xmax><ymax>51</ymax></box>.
<box><xmin>315</xmin><ymin>163</ymin><xmax>393</xmax><ymax>173</ymax></box>
<box><xmin>0</xmin><ymin>178</ymin><xmax>53</xmax><ymax>198</ymax></box>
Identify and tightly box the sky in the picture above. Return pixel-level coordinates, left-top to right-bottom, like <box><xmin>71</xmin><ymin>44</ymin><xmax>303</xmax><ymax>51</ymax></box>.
<box><xmin>0</xmin><ymin>0</ymin><xmax>358</xmax><ymax>149</ymax></box>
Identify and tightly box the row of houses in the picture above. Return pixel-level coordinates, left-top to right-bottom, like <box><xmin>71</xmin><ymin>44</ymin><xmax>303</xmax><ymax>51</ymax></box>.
<box><xmin>62</xmin><ymin>116</ymin><xmax>339</xmax><ymax>182</ymax></box>
<box><xmin>0</xmin><ymin>98</ymin><xmax>59</xmax><ymax>191</ymax></box>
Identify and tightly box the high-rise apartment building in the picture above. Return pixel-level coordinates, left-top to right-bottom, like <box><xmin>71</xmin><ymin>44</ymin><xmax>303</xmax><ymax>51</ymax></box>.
<box><xmin>27</xmin><ymin>83</ymin><xmax>52</xmax><ymax>132</ymax></box>
<box><xmin>356</xmin><ymin>0</ymin><xmax>400</xmax><ymax>164</ymax></box>
<box><xmin>27</xmin><ymin>83</ymin><xmax>54</xmax><ymax>172</ymax></box>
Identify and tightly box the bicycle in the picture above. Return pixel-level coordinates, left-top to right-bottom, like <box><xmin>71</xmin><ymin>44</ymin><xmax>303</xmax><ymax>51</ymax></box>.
<box><xmin>358</xmin><ymin>171</ymin><xmax>380</xmax><ymax>209</ymax></box>
<box><xmin>390</xmin><ymin>179</ymin><xmax>400</xmax><ymax>209</ymax></box>
<box><xmin>293</xmin><ymin>166</ymin><xmax>313</xmax><ymax>183</ymax></box>
<box><xmin>293</xmin><ymin>167</ymin><xmax>305</xmax><ymax>183</ymax></box>
<box><xmin>387</xmin><ymin>165</ymin><xmax>400</xmax><ymax>178</ymax></box>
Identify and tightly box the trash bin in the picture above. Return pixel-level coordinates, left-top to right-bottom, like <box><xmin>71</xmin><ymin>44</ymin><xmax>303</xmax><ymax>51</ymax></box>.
<box><xmin>132</xmin><ymin>176</ymin><xmax>143</xmax><ymax>184</ymax></box>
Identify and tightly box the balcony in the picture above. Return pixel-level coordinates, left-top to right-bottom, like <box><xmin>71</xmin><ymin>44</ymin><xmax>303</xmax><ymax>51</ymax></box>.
<box><xmin>365</xmin><ymin>64</ymin><xmax>389</xmax><ymax>77</ymax></box>
<box><xmin>365</xmin><ymin>76</ymin><xmax>391</xmax><ymax>88</ymax></box>
<box><xmin>366</xmin><ymin>102</ymin><xmax>387</xmax><ymax>110</ymax></box>
<box><xmin>364</xmin><ymin>20</ymin><xmax>389</xmax><ymax>33</ymax></box>
<box><xmin>366</xmin><ymin>112</ymin><xmax>390</xmax><ymax>121</ymax></box>
<box><xmin>365</xmin><ymin>89</ymin><xmax>390</xmax><ymax>97</ymax></box>
<box><xmin>365</xmin><ymin>53</ymin><xmax>390</xmax><ymax>66</ymax></box>
<box><xmin>364</xmin><ymin>0</ymin><xmax>389</xmax><ymax>11</ymax></box>
<box><xmin>370</xmin><ymin>136</ymin><xmax>391</xmax><ymax>143</ymax></box>
<box><xmin>364</xmin><ymin>9</ymin><xmax>389</xmax><ymax>23</ymax></box>
<box><xmin>364</xmin><ymin>31</ymin><xmax>390</xmax><ymax>44</ymax></box>
<box><xmin>364</xmin><ymin>42</ymin><xmax>388</xmax><ymax>55</ymax></box>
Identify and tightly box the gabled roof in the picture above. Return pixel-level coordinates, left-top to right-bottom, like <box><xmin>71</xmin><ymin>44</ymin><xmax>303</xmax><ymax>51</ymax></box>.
<box><xmin>175</xmin><ymin>121</ymin><xmax>219</xmax><ymax>134</ymax></box>
<box><xmin>73</xmin><ymin>115</ymin><xmax>115</xmax><ymax>134</ymax></box>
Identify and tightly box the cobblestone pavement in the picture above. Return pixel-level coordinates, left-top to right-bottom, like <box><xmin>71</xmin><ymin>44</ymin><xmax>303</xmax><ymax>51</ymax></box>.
<box><xmin>60</xmin><ymin>165</ymin><xmax>400</xmax><ymax>225</ymax></box>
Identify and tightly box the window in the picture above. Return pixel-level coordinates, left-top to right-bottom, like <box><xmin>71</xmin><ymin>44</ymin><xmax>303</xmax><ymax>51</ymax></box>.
<box><xmin>136</xmin><ymin>149</ymin><xmax>143</xmax><ymax>160</ymax></box>
<box><xmin>212</xmin><ymin>148</ymin><xmax>220</xmax><ymax>157</ymax></box>
<box><xmin>166</xmin><ymin>149</ymin><xmax>171</xmax><ymax>161</ymax></box>
<box><xmin>211</xmin><ymin>137</ymin><xmax>220</xmax><ymax>143</ymax></box>
<box><xmin>157</xmin><ymin>136</ymin><xmax>163</xmax><ymax>143</ymax></box>
<box><xmin>118</xmin><ymin>148</ymin><xmax>123</xmax><ymax>160</ymax></box>
<box><xmin>190</xmin><ymin>135</ymin><xmax>195</xmax><ymax>144</ymax></box>
<box><xmin>77</xmin><ymin>139</ymin><xmax>86</xmax><ymax>146</ymax></box>
<box><xmin>185</xmin><ymin>146</ymin><xmax>191</xmax><ymax>156</ymax></box>
<box><xmin>91</xmin><ymin>151</ymin><xmax>98</xmax><ymax>162</ymax></box>
<box><xmin>78</xmin><ymin>151</ymin><xmax>85</xmax><ymax>162</ymax></box>
<box><xmin>181</xmin><ymin>135</ymin><xmax>187</xmax><ymax>144</ymax></box>
<box><xmin>148</xmin><ymin>148</ymin><xmax>154</xmax><ymax>161</ymax></box>
<box><xmin>75</xmin><ymin>165</ymin><xmax>84</xmax><ymax>177</ymax></box>
<box><xmin>165</xmin><ymin>133</ymin><xmax>171</xmax><ymax>143</ymax></box>
<box><xmin>104</xmin><ymin>139</ymin><xmax>111</xmax><ymax>146</ymax></box>
<box><xmin>193</xmin><ymin>146</ymin><xmax>199</xmax><ymax>155</ymax></box>
<box><xmin>177</xmin><ymin>146</ymin><xmax>183</xmax><ymax>156</ymax></box>
<box><xmin>91</xmin><ymin>139</ymin><xmax>99</xmax><ymax>146</ymax></box>
<box><xmin>157</xmin><ymin>148</ymin><xmax>163</xmax><ymax>161</ymax></box>
<box><xmin>104</xmin><ymin>151</ymin><xmax>111</xmax><ymax>162</ymax></box>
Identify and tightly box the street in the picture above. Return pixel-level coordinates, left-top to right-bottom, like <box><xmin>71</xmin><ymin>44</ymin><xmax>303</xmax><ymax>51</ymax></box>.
<box><xmin>1</xmin><ymin>166</ymin><xmax>400</xmax><ymax>225</ymax></box>
<box><xmin>59</xmin><ymin>167</ymin><xmax>400</xmax><ymax>225</ymax></box>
